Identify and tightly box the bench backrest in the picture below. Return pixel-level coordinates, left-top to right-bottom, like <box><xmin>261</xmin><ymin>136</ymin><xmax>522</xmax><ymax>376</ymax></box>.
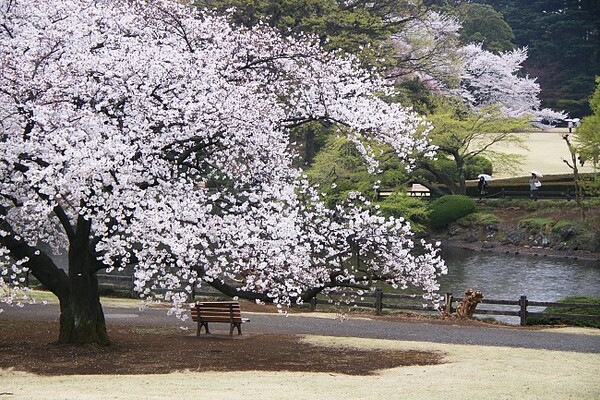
<box><xmin>191</xmin><ymin>301</ymin><xmax>243</xmax><ymax>323</ymax></box>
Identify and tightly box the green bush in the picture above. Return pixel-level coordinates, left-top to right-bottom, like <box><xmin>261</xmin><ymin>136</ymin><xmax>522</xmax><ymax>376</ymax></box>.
<box><xmin>456</xmin><ymin>212</ymin><xmax>500</xmax><ymax>227</ymax></box>
<box><xmin>464</xmin><ymin>156</ymin><xmax>493</xmax><ymax>180</ymax></box>
<box><xmin>517</xmin><ymin>217</ymin><xmax>555</xmax><ymax>234</ymax></box>
<box><xmin>428</xmin><ymin>156</ymin><xmax>493</xmax><ymax>183</ymax></box>
<box><xmin>428</xmin><ymin>195</ymin><xmax>476</xmax><ymax>229</ymax></box>
<box><xmin>377</xmin><ymin>193</ymin><xmax>429</xmax><ymax>230</ymax></box>
<box><xmin>379</xmin><ymin>169</ymin><xmax>408</xmax><ymax>188</ymax></box>
<box><xmin>527</xmin><ymin>296</ymin><xmax>600</xmax><ymax>328</ymax></box>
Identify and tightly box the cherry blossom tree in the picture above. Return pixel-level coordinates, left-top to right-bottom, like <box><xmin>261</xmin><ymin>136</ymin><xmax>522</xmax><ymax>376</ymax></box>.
<box><xmin>456</xmin><ymin>43</ymin><xmax>564</xmax><ymax>121</ymax></box>
<box><xmin>0</xmin><ymin>0</ymin><xmax>444</xmax><ymax>344</ymax></box>
<box><xmin>390</xmin><ymin>10</ymin><xmax>564</xmax><ymax>122</ymax></box>
<box><xmin>389</xmin><ymin>10</ymin><xmax>463</xmax><ymax>91</ymax></box>
<box><xmin>387</xmin><ymin>8</ymin><xmax>565</xmax><ymax>194</ymax></box>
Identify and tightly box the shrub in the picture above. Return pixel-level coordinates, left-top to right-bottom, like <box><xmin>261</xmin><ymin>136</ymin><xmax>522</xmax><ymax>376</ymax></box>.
<box><xmin>428</xmin><ymin>195</ymin><xmax>476</xmax><ymax>229</ymax></box>
<box><xmin>380</xmin><ymin>169</ymin><xmax>408</xmax><ymax>188</ymax></box>
<box><xmin>456</xmin><ymin>212</ymin><xmax>500</xmax><ymax>227</ymax></box>
<box><xmin>464</xmin><ymin>156</ymin><xmax>493</xmax><ymax>180</ymax></box>
<box><xmin>518</xmin><ymin>217</ymin><xmax>553</xmax><ymax>233</ymax></box>
<box><xmin>551</xmin><ymin>220</ymin><xmax>584</xmax><ymax>241</ymax></box>
<box><xmin>377</xmin><ymin>193</ymin><xmax>429</xmax><ymax>230</ymax></box>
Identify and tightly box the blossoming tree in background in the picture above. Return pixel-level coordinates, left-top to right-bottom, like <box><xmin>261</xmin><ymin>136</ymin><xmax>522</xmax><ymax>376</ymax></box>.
<box><xmin>0</xmin><ymin>0</ymin><xmax>445</xmax><ymax>344</ymax></box>
<box><xmin>391</xmin><ymin>10</ymin><xmax>564</xmax><ymax>122</ymax></box>
<box><xmin>389</xmin><ymin>8</ymin><xmax>565</xmax><ymax>194</ymax></box>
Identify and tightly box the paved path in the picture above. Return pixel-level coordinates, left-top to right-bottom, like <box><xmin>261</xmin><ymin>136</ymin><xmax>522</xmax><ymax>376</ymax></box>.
<box><xmin>2</xmin><ymin>303</ymin><xmax>599</xmax><ymax>353</ymax></box>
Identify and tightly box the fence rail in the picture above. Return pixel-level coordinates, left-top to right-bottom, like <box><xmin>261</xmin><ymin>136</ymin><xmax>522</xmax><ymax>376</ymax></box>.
<box><xmin>480</xmin><ymin>188</ymin><xmax>590</xmax><ymax>200</ymax></box>
<box><xmin>28</xmin><ymin>274</ymin><xmax>598</xmax><ymax>326</ymax></box>
<box><xmin>308</xmin><ymin>290</ymin><xmax>599</xmax><ymax>326</ymax></box>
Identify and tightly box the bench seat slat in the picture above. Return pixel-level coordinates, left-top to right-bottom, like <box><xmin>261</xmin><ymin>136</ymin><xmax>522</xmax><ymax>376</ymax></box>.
<box><xmin>192</xmin><ymin>310</ymin><xmax>241</xmax><ymax>315</ymax></box>
<box><xmin>196</xmin><ymin>317</ymin><xmax>243</xmax><ymax>323</ymax></box>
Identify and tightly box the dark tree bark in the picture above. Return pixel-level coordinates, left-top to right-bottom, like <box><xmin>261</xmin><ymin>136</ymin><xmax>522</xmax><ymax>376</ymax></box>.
<box><xmin>58</xmin><ymin>215</ymin><xmax>109</xmax><ymax>345</ymax></box>
<box><xmin>304</xmin><ymin>129</ymin><xmax>316</xmax><ymax>165</ymax></box>
<box><xmin>415</xmin><ymin>160</ymin><xmax>461</xmax><ymax>196</ymax></box>
<box><xmin>0</xmin><ymin>207</ymin><xmax>109</xmax><ymax>345</ymax></box>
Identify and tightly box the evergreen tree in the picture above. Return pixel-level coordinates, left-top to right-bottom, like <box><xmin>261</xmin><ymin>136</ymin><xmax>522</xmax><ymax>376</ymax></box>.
<box><xmin>458</xmin><ymin>3</ymin><xmax>515</xmax><ymax>53</ymax></box>
<box><xmin>473</xmin><ymin>0</ymin><xmax>600</xmax><ymax>117</ymax></box>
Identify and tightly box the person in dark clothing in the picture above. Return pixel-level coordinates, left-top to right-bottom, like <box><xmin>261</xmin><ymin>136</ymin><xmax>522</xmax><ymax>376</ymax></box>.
<box><xmin>477</xmin><ymin>176</ymin><xmax>488</xmax><ymax>199</ymax></box>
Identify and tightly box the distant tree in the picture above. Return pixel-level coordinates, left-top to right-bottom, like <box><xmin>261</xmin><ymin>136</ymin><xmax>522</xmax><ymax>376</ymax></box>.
<box><xmin>576</xmin><ymin>76</ymin><xmax>600</xmax><ymax>195</ymax></box>
<box><xmin>388</xmin><ymin>9</ymin><xmax>463</xmax><ymax>88</ymax></box>
<box><xmin>456</xmin><ymin>44</ymin><xmax>563</xmax><ymax>121</ymax></box>
<box><xmin>417</xmin><ymin>105</ymin><xmax>529</xmax><ymax>195</ymax></box>
<box><xmin>561</xmin><ymin>133</ymin><xmax>586</xmax><ymax>220</ymax></box>
<box><xmin>389</xmin><ymin>10</ymin><xmax>563</xmax><ymax>121</ymax></box>
<box><xmin>307</xmin><ymin>135</ymin><xmax>410</xmax><ymax>204</ymax></box>
<box><xmin>458</xmin><ymin>3</ymin><xmax>514</xmax><ymax>53</ymax></box>
<box><xmin>387</xmin><ymin>7</ymin><xmax>564</xmax><ymax>195</ymax></box>
<box><xmin>473</xmin><ymin>0</ymin><xmax>600</xmax><ymax>117</ymax></box>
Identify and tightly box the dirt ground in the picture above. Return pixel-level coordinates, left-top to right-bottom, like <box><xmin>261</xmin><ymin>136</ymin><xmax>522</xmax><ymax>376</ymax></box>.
<box><xmin>0</xmin><ymin>319</ymin><xmax>441</xmax><ymax>376</ymax></box>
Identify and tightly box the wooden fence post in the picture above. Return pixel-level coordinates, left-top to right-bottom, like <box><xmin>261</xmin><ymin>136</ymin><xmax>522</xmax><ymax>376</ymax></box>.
<box><xmin>519</xmin><ymin>295</ymin><xmax>528</xmax><ymax>326</ymax></box>
<box><xmin>375</xmin><ymin>288</ymin><xmax>383</xmax><ymax>315</ymax></box>
<box><xmin>310</xmin><ymin>297</ymin><xmax>317</xmax><ymax>311</ymax></box>
<box><xmin>130</xmin><ymin>275</ymin><xmax>136</xmax><ymax>298</ymax></box>
<box><xmin>444</xmin><ymin>292</ymin><xmax>453</xmax><ymax>314</ymax></box>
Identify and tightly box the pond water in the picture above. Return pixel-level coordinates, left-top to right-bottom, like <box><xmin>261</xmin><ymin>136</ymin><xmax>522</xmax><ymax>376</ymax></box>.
<box><xmin>439</xmin><ymin>247</ymin><xmax>600</xmax><ymax>323</ymax></box>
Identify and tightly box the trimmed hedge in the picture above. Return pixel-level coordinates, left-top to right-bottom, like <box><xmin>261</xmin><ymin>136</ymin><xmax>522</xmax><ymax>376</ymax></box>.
<box><xmin>428</xmin><ymin>195</ymin><xmax>476</xmax><ymax>229</ymax></box>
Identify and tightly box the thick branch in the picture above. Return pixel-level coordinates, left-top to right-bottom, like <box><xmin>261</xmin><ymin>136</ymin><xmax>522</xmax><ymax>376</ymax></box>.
<box><xmin>204</xmin><ymin>279</ymin><xmax>272</xmax><ymax>303</ymax></box>
<box><xmin>0</xmin><ymin>214</ymin><xmax>69</xmax><ymax>306</ymax></box>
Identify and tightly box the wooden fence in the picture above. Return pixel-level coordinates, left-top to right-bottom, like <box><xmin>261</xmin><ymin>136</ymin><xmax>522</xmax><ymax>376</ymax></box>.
<box><xmin>479</xmin><ymin>188</ymin><xmax>590</xmax><ymax>201</ymax></box>
<box><xmin>306</xmin><ymin>289</ymin><xmax>599</xmax><ymax>326</ymax></box>
<box><xmin>377</xmin><ymin>187</ymin><xmax>596</xmax><ymax>201</ymax></box>
<box><xmin>39</xmin><ymin>274</ymin><xmax>598</xmax><ymax>326</ymax></box>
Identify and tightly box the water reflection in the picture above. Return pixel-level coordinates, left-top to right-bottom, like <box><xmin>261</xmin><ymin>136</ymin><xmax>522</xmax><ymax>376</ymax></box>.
<box><xmin>440</xmin><ymin>247</ymin><xmax>600</xmax><ymax>323</ymax></box>
<box><xmin>440</xmin><ymin>247</ymin><xmax>600</xmax><ymax>301</ymax></box>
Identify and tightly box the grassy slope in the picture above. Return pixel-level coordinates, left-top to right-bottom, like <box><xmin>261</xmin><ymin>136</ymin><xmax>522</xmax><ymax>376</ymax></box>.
<box><xmin>480</xmin><ymin>128</ymin><xmax>597</xmax><ymax>179</ymax></box>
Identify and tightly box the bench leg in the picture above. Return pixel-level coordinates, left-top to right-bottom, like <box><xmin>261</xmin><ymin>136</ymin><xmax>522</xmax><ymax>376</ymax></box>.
<box><xmin>197</xmin><ymin>321</ymin><xmax>210</xmax><ymax>335</ymax></box>
<box><xmin>230</xmin><ymin>322</ymin><xmax>242</xmax><ymax>335</ymax></box>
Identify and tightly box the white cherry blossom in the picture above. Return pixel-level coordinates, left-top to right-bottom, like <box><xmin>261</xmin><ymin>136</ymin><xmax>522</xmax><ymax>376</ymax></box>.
<box><xmin>0</xmin><ymin>0</ymin><xmax>443</xmax><ymax>330</ymax></box>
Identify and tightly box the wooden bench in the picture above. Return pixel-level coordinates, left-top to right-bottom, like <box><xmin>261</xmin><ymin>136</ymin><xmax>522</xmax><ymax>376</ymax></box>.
<box><xmin>190</xmin><ymin>301</ymin><xmax>248</xmax><ymax>336</ymax></box>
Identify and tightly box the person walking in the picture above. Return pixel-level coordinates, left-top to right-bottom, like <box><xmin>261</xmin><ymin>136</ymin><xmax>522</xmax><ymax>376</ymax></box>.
<box><xmin>529</xmin><ymin>173</ymin><xmax>541</xmax><ymax>201</ymax></box>
<box><xmin>477</xmin><ymin>176</ymin><xmax>488</xmax><ymax>200</ymax></box>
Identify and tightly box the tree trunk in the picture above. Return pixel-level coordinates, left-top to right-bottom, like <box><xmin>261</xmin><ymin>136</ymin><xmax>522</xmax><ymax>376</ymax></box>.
<box><xmin>58</xmin><ymin>216</ymin><xmax>109</xmax><ymax>345</ymax></box>
<box><xmin>562</xmin><ymin>134</ymin><xmax>586</xmax><ymax>220</ymax></box>
<box><xmin>455</xmin><ymin>155</ymin><xmax>466</xmax><ymax>195</ymax></box>
<box><xmin>415</xmin><ymin>160</ymin><xmax>460</xmax><ymax>195</ymax></box>
<box><xmin>0</xmin><ymin>208</ymin><xmax>109</xmax><ymax>345</ymax></box>
<box><xmin>304</xmin><ymin>129</ymin><xmax>315</xmax><ymax>165</ymax></box>
<box><xmin>57</xmin><ymin>280</ymin><xmax>108</xmax><ymax>345</ymax></box>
